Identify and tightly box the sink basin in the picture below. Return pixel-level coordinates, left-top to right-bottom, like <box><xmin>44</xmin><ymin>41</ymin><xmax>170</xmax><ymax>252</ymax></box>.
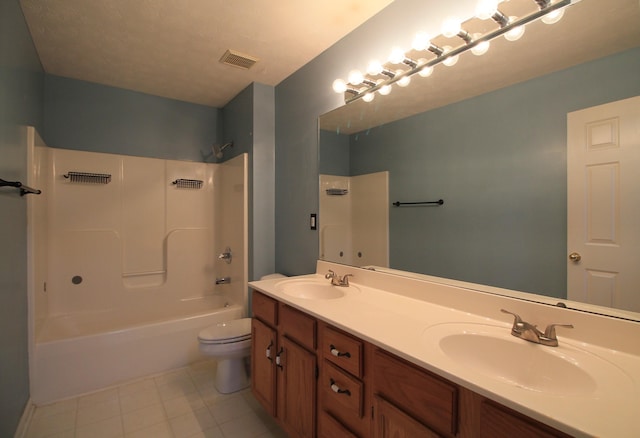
<box><xmin>423</xmin><ymin>323</ymin><xmax>632</xmax><ymax>397</ymax></box>
<box><xmin>275</xmin><ymin>278</ymin><xmax>359</xmax><ymax>300</ymax></box>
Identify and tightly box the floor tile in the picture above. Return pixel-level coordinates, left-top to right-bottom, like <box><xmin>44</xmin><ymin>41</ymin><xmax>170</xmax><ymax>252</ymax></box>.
<box><xmin>218</xmin><ymin>411</ymin><xmax>269</xmax><ymax>437</ymax></box>
<box><xmin>76</xmin><ymin>397</ymin><xmax>121</xmax><ymax>426</ymax></box>
<box><xmin>26</xmin><ymin>409</ymin><xmax>76</xmax><ymax>438</ymax></box>
<box><xmin>75</xmin><ymin>415</ymin><xmax>123</xmax><ymax>438</ymax></box>
<box><xmin>162</xmin><ymin>392</ymin><xmax>206</xmax><ymax>418</ymax></box>
<box><xmin>124</xmin><ymin>420</ymin><xmax>173</xmax><ymax>438</ymax></box>
<box><xmin>121</xmin><ymin>402</ymin><xmax>166</xmax><ymax>434</ymax></box>
<box><xmin>169</xmin><ymin>407</ymin><xmax>216</xmax><ymax>438</ymax></box>
<box><xmin>78</xmin><ymin>388</ymin><xmax>119</xmax><ymax>408</ymax></box>
<box><xmin>26</xmin><ymin>363</ymin><xmax>286</xmax><ymax>438</ymax></box>
<box><xmin>207</xmin><ymin>393</ymin><xmax>253</xmax><ymax>424</ymax></box>
<box><xmin>187</xmin><ymin>426</ymin><xmax>224</xmax><ymax>438</ymax></box>
<box><xmin>119</xmin><ymin>386</ymin><xmax>161</xmax><ymax>413</ymax></box>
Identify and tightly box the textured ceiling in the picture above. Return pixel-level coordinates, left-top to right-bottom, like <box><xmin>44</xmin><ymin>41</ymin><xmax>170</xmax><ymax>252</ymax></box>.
<box><xmin>20</xmin><ymin>0</ymin><xmax>394</xmax><ymax>107</ymax></box>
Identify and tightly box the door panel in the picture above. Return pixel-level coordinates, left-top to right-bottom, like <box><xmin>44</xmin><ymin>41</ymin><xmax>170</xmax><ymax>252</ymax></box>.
<box><xmin>567</xmin><ymin>96</ymin><xmax>640</xmax><ymax>312</ymax></box>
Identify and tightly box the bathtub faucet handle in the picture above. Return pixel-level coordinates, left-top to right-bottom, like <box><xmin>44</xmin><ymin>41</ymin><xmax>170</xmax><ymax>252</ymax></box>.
<box><xmin>218</xmin><ymin>247</ymin><xmax>232</xmax><ymax>264</ymax></box>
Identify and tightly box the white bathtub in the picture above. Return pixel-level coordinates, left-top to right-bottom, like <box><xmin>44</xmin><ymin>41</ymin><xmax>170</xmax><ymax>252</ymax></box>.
<box><xmin>32</xmin><ymin>296</ymin><xmax>244</xmax><ymax>404</ymax></box>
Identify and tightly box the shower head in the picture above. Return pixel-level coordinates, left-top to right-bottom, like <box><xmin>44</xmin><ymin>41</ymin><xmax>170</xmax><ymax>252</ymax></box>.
<box><xmin>213</xmin><ymin>142</ymin><xmax>234</xmax><ymax>159</ymax></box>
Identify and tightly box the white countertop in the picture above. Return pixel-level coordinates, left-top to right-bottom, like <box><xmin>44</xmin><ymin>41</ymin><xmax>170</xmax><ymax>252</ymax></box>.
<box><xmin>249</xmin><ymin>261</ymin><xmax>640</xmax><ymax>438</ymax></box>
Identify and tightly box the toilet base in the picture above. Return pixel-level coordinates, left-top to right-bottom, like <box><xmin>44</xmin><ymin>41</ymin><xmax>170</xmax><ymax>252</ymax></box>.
<box><xmin>215</xmin><ymin>357</ymin><xmax>249</xmax><ymax>394</ymax></box>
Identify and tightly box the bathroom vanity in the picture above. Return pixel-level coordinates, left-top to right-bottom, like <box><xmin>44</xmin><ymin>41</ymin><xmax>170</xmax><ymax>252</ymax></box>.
<box><xmin>249</xmin><ymin>261</ymin><xmax>640</xmax><ymax>438</ymax></box>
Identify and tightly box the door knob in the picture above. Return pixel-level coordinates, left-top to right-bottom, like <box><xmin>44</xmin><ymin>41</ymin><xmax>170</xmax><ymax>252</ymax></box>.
<box><xmin>569</xmin><ymin>252</ymin><xmax>582</xmax><ymax>262</ymax></box>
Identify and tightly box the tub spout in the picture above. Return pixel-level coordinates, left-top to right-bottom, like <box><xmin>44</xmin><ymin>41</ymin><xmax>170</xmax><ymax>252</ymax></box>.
<box><xmin>216</xmin><ymin>277</ymin><xmax>231</xmax><ymax>285</ymax></box>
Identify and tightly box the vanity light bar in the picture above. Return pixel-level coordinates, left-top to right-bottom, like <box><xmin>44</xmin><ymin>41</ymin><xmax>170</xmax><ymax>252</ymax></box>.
<box><xmin>335</xmin><ymin>0</ymin><xmax>575</xmax><ymax>105</ymax></box>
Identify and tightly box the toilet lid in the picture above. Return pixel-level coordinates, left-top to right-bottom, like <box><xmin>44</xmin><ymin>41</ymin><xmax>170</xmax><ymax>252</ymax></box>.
<box><xmin>198</xmin><ymin>318</ymin><xmax>252</xmax><ymax>344</ymax></box>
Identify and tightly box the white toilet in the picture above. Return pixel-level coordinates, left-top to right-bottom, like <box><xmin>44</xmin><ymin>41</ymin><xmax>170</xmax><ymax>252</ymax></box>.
<box><xmin>198</xmin><ymin>318</ymin><xmax>252</xmax><ymax>394</ymax></box>
<box><xmin>197</xmin><ymin>274</ymin><xmax>285</xmax><ymax>394</ymax></box>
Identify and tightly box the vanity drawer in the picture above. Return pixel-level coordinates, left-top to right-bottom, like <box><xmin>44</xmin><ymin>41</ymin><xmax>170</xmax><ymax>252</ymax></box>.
<box><xmin>251</xmin><ymin>291</ymin><xmax>277</xmax><ymax>326</ymax></box>
<box><xmin>322</xmin><ymin>324</ymin><xmax>363</xmax><ymax>378</ymax></box>
<box><xmin>321</xmin><ymin>360</ymin><xmax>364</xmax><ymax>419</ymax></box>
<box><xmin>373</xmin><ymin>348</ymin><xmax>458</xmax><ymax>437</ymax></box>
<box><xmin>279</xmin><ymin>304</ymin><xmax>316</xmax><ymax>350</ymax></box>
<box><xmin>318</xmin><ymin>410</ymin><xmax>359</xmax><ymax>438</ymax></box>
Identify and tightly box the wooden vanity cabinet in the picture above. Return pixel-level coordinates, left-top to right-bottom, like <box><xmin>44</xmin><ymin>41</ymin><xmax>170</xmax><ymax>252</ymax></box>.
<box><xmin>372</xmin><ymin>348</ymin><xmax>458</xmax><ymax>437</ymax></box>
<box><xmin>252</xmin><ymin>291</ymin><xmax>574</xmax><ymax>438</ymax></box>
<box><xmin>317</xmin><ymin>322</ymin><xmax>371</xmax><ymax>438</ymax></box>
<box><xmin>251</xmin><ymin>291</ymin><xmax>317</xmax><ymax>438</ymax></box>
<box><xmin>251</xmin><ymin>292</ymin><xmax>278</xmax><ymax>416</ymax></box>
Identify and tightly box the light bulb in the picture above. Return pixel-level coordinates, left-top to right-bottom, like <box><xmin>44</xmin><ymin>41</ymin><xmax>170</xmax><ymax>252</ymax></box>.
<box><xmin>417</xmin><ymin>60</ymin><xmax>434</xmax><ymax>77</ymax></box>
<box><xmin>442</xmin><ymin>46</ymin><xmax>458</xmax><ymax>66</ymax></box>
<box><xmin>397</xmin><ymin>75</ymin><xmax>411</xmax><ymax>87</ymax></box>
<box><xmin>471</xmin><ymin>34</ymin><xmax>490</xmax><ymax>56</ymax></box>
<box><xmin>441</xmin><ymin>17</ymin><xmax>462</xmax><ymax>38</ymax></box>
<box><xmin>362</xmin><ymin>92</ymin><xmax>375</xmax><ymax>102</ymax></box>
<box><xmin>379</xmin><ymin>84</ymin><xmax>392</xmax><ymax>95</ymax></box>
<box><xmin>412</xmin><ymin>32</ymin><xmax>431</xmax><ymax>51</ymax></box>
<box><xmin>367</xmin><ymin>60</ymin><xmax>383</xmax><ymax>76</ymax></box>
<box><xmin>475</xmin><ymin>0</ymin><xmax>500</xmax><ymax>20</ymax></box>
<box><xmin>542</xmin><ymin>8</ymin><xmax>564</xmax><ymax>24</ymax></box>
<box><xmin>332</xmin><ymin>79</ymin><xmax>347</xmax><ymax>93</ymax></box>
<box><xmin>348</xmin><ymin>69</ymin><xmax>364</xmax><ymax>85</ymax></box>
<box><xmin>504</xmin><ymin>19</ymin><xmax>525</xmax><ymax>41</ymax></box>
<box><xmin>388</xmin><ymin>47</ymin><xmax>406</xmax><ymax>64</ymax></box>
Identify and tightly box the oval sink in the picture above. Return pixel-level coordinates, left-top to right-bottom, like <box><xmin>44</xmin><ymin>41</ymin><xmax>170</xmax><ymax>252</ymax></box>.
<box><xmin>423</xmin><ymin>323</ymin><xmax>632</xmax><ymax>398</ymax></box>
<box><xmin>275</xmin><ymin>279</ymin><xmax>359</xmax><ymax>300</ymax></box>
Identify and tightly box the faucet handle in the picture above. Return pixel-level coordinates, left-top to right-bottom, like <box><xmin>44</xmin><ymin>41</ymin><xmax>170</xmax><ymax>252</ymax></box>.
<box><xmin>325</xmin><ymin>270</ymin><xmax>336</xmax><ymax>280</ymax></box>
<box><xmin>341</xmin><ymin>274</ymin><xmax>353</xmax><ymax>286</ymax></box>
<box><xmin>501</xmin><ymin>309</ymin><xmax>523</xmax><ymax>325</ymax></box>
<box><xmin>543</xmin><ymin>323</ymin><xmax>574</xmax><ymax>340</ymax></box>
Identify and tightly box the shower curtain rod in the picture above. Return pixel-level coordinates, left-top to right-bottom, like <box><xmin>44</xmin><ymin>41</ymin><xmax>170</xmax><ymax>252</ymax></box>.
<box><xmin>0</xmin><ymin>178</ymin><xmax>41</xmax><ymax>196</ymax></box>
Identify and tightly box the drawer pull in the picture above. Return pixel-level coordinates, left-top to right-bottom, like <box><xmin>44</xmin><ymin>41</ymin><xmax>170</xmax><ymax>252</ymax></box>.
<box><xmin>330</xmin><ymin>344</ymin><xmax>351</xmax><ymax>358</ymax></box>
<box><xmin>330</xmin><ymin>379</ymin><xmax>351</xmax><ymax>396</ymax></box>
<box><xmin>265</xmin><ymin>340</ymin><xmax>273</xmax><ymax>361</ymax></box>
<box><xmin>275</xmin><ymin>347</ymin><xmax>284</xmax><ymax>369</ymax></box>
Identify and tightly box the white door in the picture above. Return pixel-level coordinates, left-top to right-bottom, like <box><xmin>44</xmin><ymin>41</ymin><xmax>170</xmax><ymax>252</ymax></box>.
<box><xmin>567</xmin><ymin>96</ymin><xmax>640</xmax><ymax>312</ymax></box>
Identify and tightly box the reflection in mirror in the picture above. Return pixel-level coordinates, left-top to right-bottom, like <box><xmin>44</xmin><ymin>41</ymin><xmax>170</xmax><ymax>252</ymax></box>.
<box><xmin>318</xmin><ymin>0</ymin><xmax>640</xmax><ymax>320</ymax></box>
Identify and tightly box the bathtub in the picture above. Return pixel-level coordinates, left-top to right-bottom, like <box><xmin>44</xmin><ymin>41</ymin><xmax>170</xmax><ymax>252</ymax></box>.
<box><xmin>32</xmin><ymin>296</ymin><xmax>244</xmax><ymax>404</ymax></box>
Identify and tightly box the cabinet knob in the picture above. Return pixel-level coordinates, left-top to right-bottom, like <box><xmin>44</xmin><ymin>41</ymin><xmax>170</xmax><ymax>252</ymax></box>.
<box><xmin>330</xmin><ymin>344</ymin><xmax>351</xmax><ymax>358</ymax></box>
<box><xmin>275</xmin><ymin>347</ymin><xmax>284</xmax><ymax>369</ymax></box>
<box><xmin>265</xmin><ymin>340</ymin><xmax>273</xmax><ymax>361</ymax></box>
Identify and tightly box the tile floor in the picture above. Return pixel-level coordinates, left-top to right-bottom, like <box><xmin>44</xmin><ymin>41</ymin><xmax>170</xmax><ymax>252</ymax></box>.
<box><xmin>24</xmin><ymin>361</ymin><xmax>288</xmax><ymax>438</ymax></box>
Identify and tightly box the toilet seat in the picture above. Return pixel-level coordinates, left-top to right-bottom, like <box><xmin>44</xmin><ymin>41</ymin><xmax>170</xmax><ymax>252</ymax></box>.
<box><xmin>198</xmin><ymin>318</ymin><xmax>251</xmax><ymax>344</ymax></box>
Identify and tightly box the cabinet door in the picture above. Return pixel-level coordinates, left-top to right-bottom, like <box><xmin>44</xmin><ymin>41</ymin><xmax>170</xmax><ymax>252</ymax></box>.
<box><xmin>374</xmin><ymin>395</ymin><xmax>441</xmax><ymax>438</ymax></box>
<box><xmin>278</xmin><ymin>336</ymin><xmax>317</xmax><ymax>438</ymax></box>
<box><xmin>251</xmin><ymin>318</ymin><xmax>277</xmax><ymax>416</ymax></box>
<box><xmin>479</xmin><ymin>399</ymin><xmax>572</xmax><ymax>438</ymax></box>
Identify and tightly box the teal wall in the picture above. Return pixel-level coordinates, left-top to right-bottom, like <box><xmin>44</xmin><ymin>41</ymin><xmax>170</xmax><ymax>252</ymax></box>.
<box><xmin>274</xmin><ymin>0</ymin><xmax>480</xmax><ymax>276</ymax></box>
<box><xmin>43</xmin><ymin>74</ymin><xmax>222</xmax><ymax>161</ymax></box>
<box><xmin>345</xmin><ymin>49</ymin><xmax>640</xmax><ymax>296</ymax></box>
<box><xmin>0</xmin><ymin>0</ymin><xmax>43</xmax><ymax>434</ymax></box>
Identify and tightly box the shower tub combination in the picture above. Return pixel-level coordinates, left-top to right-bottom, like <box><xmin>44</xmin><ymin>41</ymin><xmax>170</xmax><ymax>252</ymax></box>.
<box><xmin>27</xmin><ymin>129</ymin><xmax>249</xmax><ymax>404</ymax></box>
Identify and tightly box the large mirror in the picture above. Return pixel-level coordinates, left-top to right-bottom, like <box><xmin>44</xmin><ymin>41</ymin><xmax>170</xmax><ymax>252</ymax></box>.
<box><xmin>319</xmin><ymin>0</ymin><xmax>640</xmax><ymax>320</ymax></box>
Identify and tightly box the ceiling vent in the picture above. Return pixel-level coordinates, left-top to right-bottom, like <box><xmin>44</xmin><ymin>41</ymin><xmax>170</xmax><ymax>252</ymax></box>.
<box><xmin>219</xmin><ymin>49</ymin><xmax>259</xmax><ymax>70</ymax></box>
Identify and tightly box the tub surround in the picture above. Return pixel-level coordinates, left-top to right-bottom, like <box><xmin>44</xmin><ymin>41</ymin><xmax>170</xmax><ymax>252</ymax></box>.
<box><xmin>249</xmin><ymin>260</ymin><xmax>640</xmax><ymax>437</ymax></box>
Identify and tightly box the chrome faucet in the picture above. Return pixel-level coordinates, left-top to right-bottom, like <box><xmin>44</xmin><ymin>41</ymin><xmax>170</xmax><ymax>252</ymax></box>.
<box><xmin>501</xmin><ymin>309</ymin><xmax>573</xmax><ymax>347</ymax></box>
<box><xmin>325</xmin><ymin>270</ymin><xmax>353</xmax><ymax>287</ymax></box>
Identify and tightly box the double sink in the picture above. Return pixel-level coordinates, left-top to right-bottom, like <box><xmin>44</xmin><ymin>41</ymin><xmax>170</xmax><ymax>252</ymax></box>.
<box><xmin>273</xmin><ymin>276</ymin><xmax>633</xmax><ymax>400</ymax></box>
